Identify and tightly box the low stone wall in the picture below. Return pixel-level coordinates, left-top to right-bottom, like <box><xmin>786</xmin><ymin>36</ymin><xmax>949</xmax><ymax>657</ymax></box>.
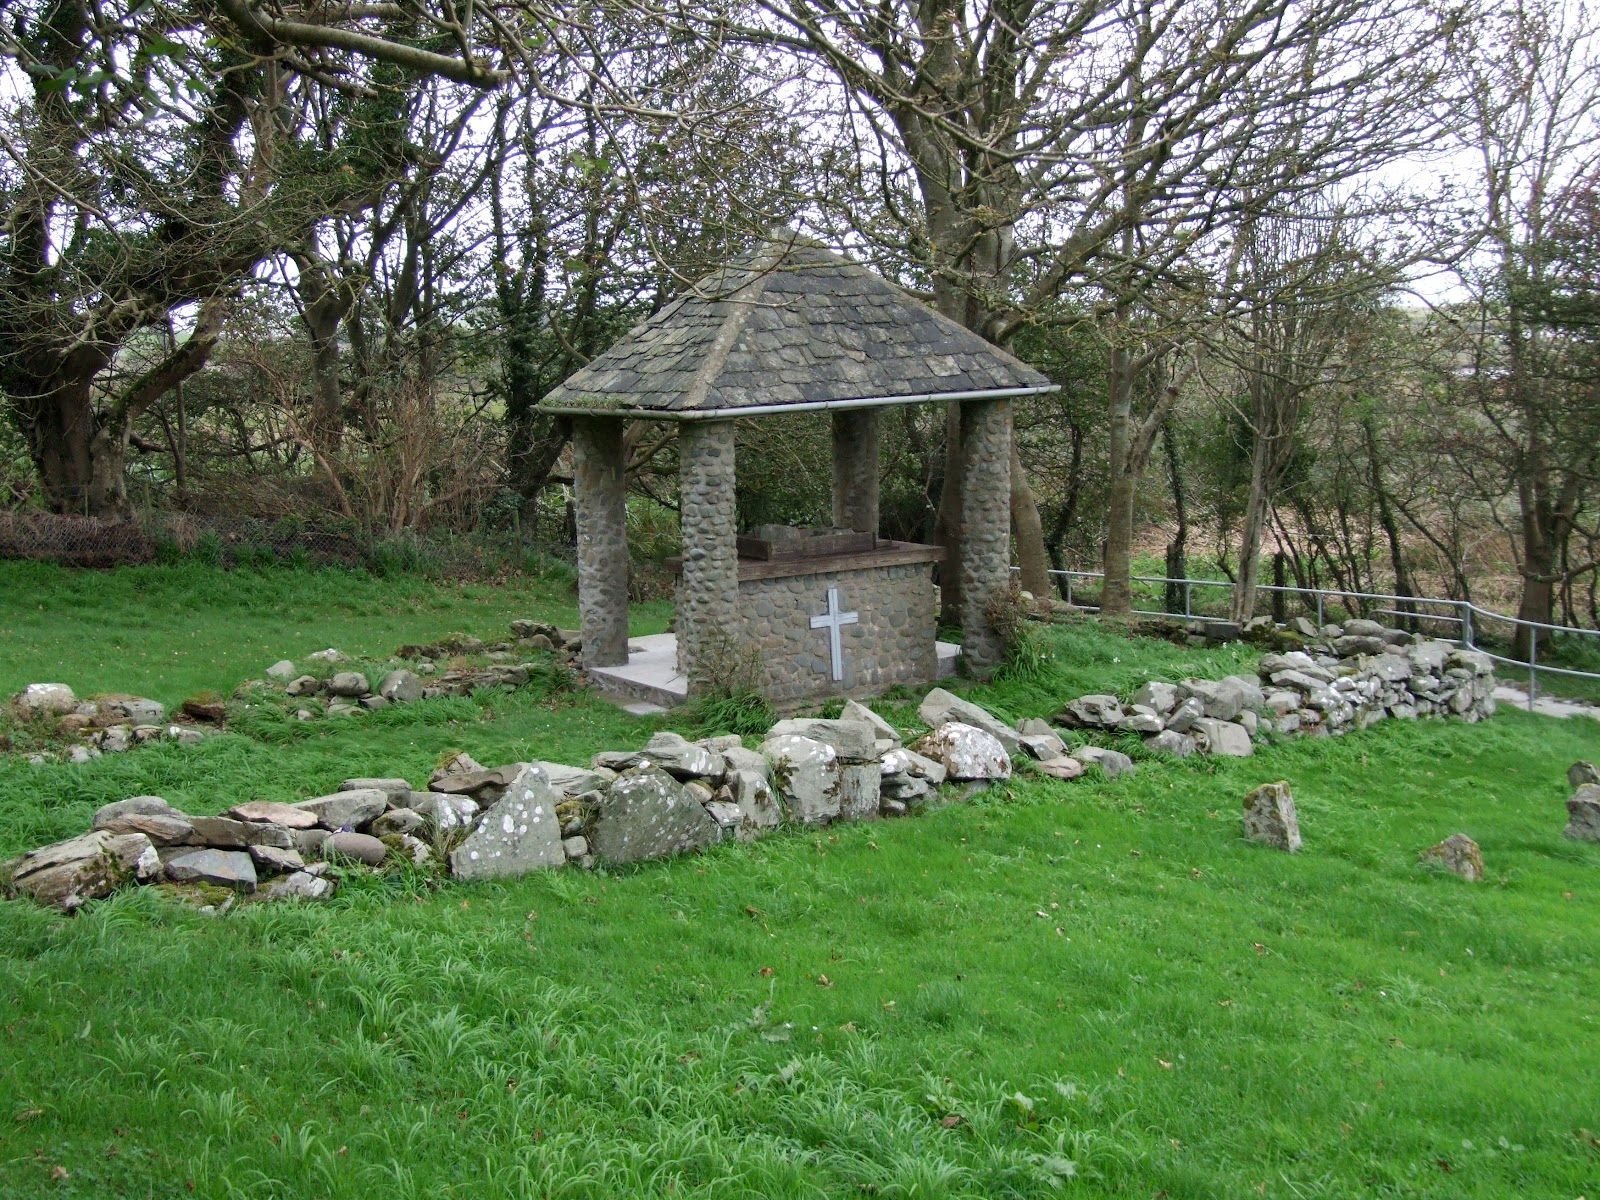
<box><xmin>3</xmin><ymin>623</ymin><xmax>1500</xmax><ymax>914</ymax></box>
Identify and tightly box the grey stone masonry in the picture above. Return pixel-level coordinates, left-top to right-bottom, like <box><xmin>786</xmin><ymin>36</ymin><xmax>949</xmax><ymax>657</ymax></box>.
<box><xmin>677</xmin><ymin>420</ymin><xmax>740</xmax><ymax>696</ymax></box>
<box><xmin>958</xmin><ymin>398</ymin><xmax>1012</xmax><ymax>675</ymax></box>
<box><xmin>831</xmin><ymin>409</ymin><xmax>880</xmax><ymax>533</ymax></box>
<box><xmin>573</xmin><ymin>417</ymin><xmax>630</xmax><ymax>667</ymax></box>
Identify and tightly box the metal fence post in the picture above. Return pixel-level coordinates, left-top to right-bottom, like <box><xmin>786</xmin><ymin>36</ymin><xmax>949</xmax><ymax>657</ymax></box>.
<box><xmin>1065</xmin><ymin>575</ymin><xmax>1073</xmax><ymax>607</ymax></box>
<box><xmin>1314</xmin><ymin>592</ymin><xmax>1324</xmax><ymax>627</ymax></box>
<box><xmin>1527</xmin><ymin>629</ymin><xmax>1538</xmax><ymax>710</ymax></box>
<box><xmin>1459</xmin><ymin>602</ymin><xmax>1474</xmax><ymax>649</ymax></box>
<box><xmin>1183</xmin><ymin>581</ymin><xmax>1192</xmax><ymax>618</ymax></box>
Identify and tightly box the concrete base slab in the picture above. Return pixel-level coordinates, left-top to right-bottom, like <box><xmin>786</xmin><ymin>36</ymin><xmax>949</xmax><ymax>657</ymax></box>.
<box><xmin>587</xmin><ymin>632</ymin><xmax>962</xmax><ymax>711</ymax></box>
<box><xmin>1493</xmin><ymin>684</ymin><xmax>1600</xmax><ymax>721</ymax></box>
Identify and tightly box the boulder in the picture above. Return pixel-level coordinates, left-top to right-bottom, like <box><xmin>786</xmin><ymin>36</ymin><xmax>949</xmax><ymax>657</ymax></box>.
<box><xmin>446</xmin><ymin>765</ymin><xmax>564</xmax><ymax>878</ymax></box>
<box><xmin>227</xmin><ymin>801</ymin><xmax>320</xmax><ymax>829</ymax></box>
<box><xmin>1164</xmin><ymin>697</ymin><xmax>1205</xmax><ymax>732</ymax></box>
<box><xmin>1034</xmin><ymin>756</ymin><xmax>1085</xmax><ymax>781</ymax></box>
<box><xmin>187</xmin><ymin>816</ymin><xmax>292</xmax><ymax>850</ymax></box>
<box><xmin>248</xmin><ymin>844</ymin><xmax>305</xmax><ymax>874</ymax></box>
<box><xmin>1368</xmin><ymin>654</ymin><xmax>1414</xmax><ymax>683</ymax></box>
<box><xmin>1189</xmin><ymin>717</ymin><xmax>1254</xmax><ymax>758</ymax></box>
<box><xmin>95</xmin><ymin>811</ymin><xmax>196</xmax><ymax>846</ymax></box>
<box><xmin>1333</xmin><ymin>635</ymin><xmax>1387</xmax><ymax>657</ymax></box>
<box><xmin>1131</xmin><ymin>681</ymin><xmax>1180</xmax><ymax>715</ymax></box>
<box><xmin>1420</xmin><ymin>833</ymin><xmax>1484</xmax><ymax>882</ymax></box>
<box><xmin>913</xmin><ymin>722</ymin><xmax>1010</xmax><ymax>782</ymax></box>
<box><xmin>1242</xmin><ymin>781</ymin><xmax>1302</xmax><ymax>852</ymax></box>
<box><xmin>323</xmin><ymin>832</ymin><xmax>389</xmax><ymax>867</ymax></box>
<box><xmin>1567</xmin><ymin>761</ymin><xmax>1600</xmax><ymax>789</ymax></box>
<box><xmin>1075</xmin><ymin>745</ymin><xmax>1136</xmax><ymax>778</ymax></box>
<box><xmin>92</xmin><ymin>795</ymin><xmax>178</xmax><ymax>827</ymax></box>
<box><xmin>1018</xmin><ymin>729</ymin><xmax>1068</xmax><ymax>760</ymax></box>
<box><xmin>1342</xmin><ymin>618</ymin><xmax>1388</xmax><ymax>638</ymax></box>
<box><xmin>1146</xmin><ymin>730</ymin><xmax>1196</xmax><ymax>758</ymax></box>
<box><xmin>1055</xmin><ymin>694</ymin><xmax>1124</xmax><ymax>729</ymax></box>
<box><xmin>561</xmin><ymin>835</ymin><xmax>589</xmax><ymax>859</ymax></box>
<box><xmin>99</xmin><ymin>695</ymin><xmax>166</xmax><ymax>724</ymax></box>
<box><xmin>1117</xmin><ymin>709</ymin><xmax>1165</xmax><ymax>735</ymax></box>
<box><xmin>291</xmin><ymin>788</ymin><xmax>390</xmax><ymax>831</ymax></box>
<box><xmin>4</xmin><ymin>830</ymin><xmax>160</xmax><ymax>910</ymax></box>
<box><xmin>370</xmin><ymin>808</ymin><xmax>424</xmax><ymax>837</ymax></box>
<box><xmin>728</xmin><ymin>769</ymin><xmax>782</xmax><ymax>835</ymax></box>
<box><xmin>285</xmin><ymin>675</ymin><xmax>321</xmax><ymax>697</ymax></box>
<box><xmin>378</xmin><ymin>670</ymin><xmax>423</xmax><ymax>703</ymax></box>
<box><xmin>338</xmin><ymin>777</ymin><xmax>413</xmax><ymax>798</ymax></box>
<box><xmin>722</xmin><ymin>746</ymin><xmax>771</xmax><ymax>780</ymax></box>
<box><xmin>604</xmin><ymin>732</ymin><xmax>724</xmax><ymax>781</ymax></box>
<box><xmin>429</xmin><ymin>752</ymin><xmax>486</xmax><ymax>785</ymax></box>
<box><xmin>761</xmin><ymin>734</ymin><xmax>842</xmax><ymax>824</ymax></box>
<box><xmin>916</xmin><ymin>689</ymin><xmax>1021</xmax><ymax>756</ymax></box>
<box><xmin>266</xmin><ymin>660</ymin><xmax>297</xmax><ymax>681</ymax></box>
<box><xmin>587</xmin><ymin>768</ymin><xmax>719</xmax><ymax>864</ymax></box>
<box><xmin>1565</xmin><ymin>783</ymin><xmax>1600</xmax><ymax>843</ymax></box>
<box><xmin>165</xmin><ymin>848</ymin><xmax>258</xmax><ymax>891</ymax></box>
<box><xmin>697</xmin><ymin>734</ymin><xmax>744</xmax><ymax>754</ymax></box>
<box><xmin>840</xmin><ymin>700</ymin><xmax>900</xmax><ymax>745</ymax></box>
<box><xmin>411</xmin><ymin>792</ymin><xmax>480</xmax><ymax>832</ymax></box>
<box><xmin>1287</xmin><ymin>616</ymin><xmax>1319</xmax><ymax>637</ymax></box>
<box><xmin>327</xmin><ymin>671</ymin><xmax>371</xmax><ymax>698</ymax></box>
<box><xmin>766</xmin><ymin>718</ymin><xmax>878</xmax><ymax>762</ymax></box>
<box><xmin>12</xmin><ymin>683</ymin><xmax>78</xmax><ymax>717</ymax></box>
<box><xmin>1179</xmin><ymin>677</ymin><xmax>1260</xmax><ymax>722</ymax></box>
<box><xmin>180</xmin><ymin>695</ymin><xmax>226</xmax><ymax>723</ymax></box>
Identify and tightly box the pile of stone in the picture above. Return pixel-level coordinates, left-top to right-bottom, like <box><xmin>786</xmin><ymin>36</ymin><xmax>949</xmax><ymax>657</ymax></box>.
<box><xmin>8</xmin><ymin>683</ymin><xmax>211</xmax><ymax>764</ymax></box>
<box><xmin>257</xmin><ymin>624</ymin><xmax>581</xmax><ymax>719</ymax></box>
<box><xmin>1050</xmin><ymin>631</ymin><xmax>1496</xmax><ymax>761</ymax></box>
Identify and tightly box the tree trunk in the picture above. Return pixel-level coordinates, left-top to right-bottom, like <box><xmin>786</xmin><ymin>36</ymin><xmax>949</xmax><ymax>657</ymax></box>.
<box><xmin>1101</xmin><ymin>345</ymin><xmax>1136</xmax><ymax>618</ymax></box>
<box><xmin>1161</xmin><ymin>420</ymin><xmax>1188</xmax><ymax>615</ymax></box>
<box><xmin>1231</xmin><ymin>428</ymin><xmax>1273</xmax><ymax>625</ymax></box>
<box><xmin>15</xmin><ymin>370</ymin><xmax>131</xmax><ymax>518</ymax></box>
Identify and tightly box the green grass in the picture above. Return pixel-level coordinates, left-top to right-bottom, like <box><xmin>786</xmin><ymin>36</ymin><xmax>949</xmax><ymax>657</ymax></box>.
<box><xmin>1</xmin><ymin>566</ymin><xmax>1599</xmax><ymax>1198</ymax></box>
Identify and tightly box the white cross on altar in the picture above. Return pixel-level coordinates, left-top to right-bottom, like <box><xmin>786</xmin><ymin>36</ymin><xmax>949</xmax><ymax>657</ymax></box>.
<box><xmin>809</xmin><ymin>586</ymin><xmax>859</xmax><ymax>682</ymax></box>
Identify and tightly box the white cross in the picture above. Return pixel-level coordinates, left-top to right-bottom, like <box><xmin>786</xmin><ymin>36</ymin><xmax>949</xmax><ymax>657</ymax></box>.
<box><xmin>809</xmin><ymin>586</ymin><xmax>859</xmax><ymax>682</ymax></box>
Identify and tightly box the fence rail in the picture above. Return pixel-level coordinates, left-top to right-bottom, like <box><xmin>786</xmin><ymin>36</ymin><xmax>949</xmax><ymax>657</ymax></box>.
<box><xmin>1027</xmin><ymin>567</ymin><xmax>1600</xmax><ymax>711</ymax></box>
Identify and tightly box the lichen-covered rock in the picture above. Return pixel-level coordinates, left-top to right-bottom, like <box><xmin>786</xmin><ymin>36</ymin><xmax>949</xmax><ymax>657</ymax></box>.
<box><xmin>4</xmin><ymin>830</ymin><xmax>160</xmax><ymax>911</ymax></box>
<box><xmin>1017</xmin><ymin>728</ymin><xmax>1068</xmax><ymax>760</ymax></box>
<box><xmin>378</xmin><ymin>670</ymin><xmax>423</xmax><ymax>703</ymax></box>
<box><xmin>588</xmin><ymin>768</ymin><xmax>719</xmax><ymax>864</ymax></box>
<box><xmin>449</xmin><ymin>765</ymin><xmax>564</xmax><ymax>878</ymax></box>
<box><xmin>1420</xmin><ymin>833</ymin><xmax>1484</xmax><ymax>882</ymax></box>
<box><xmin>913</xmin><ymin>722</ymin><xmax>1010</xmax><ymax>782</ymax></box>
<box><xmin>916</xmin><ymin>688</ymin><xmax>1021</xmax><ymax>756</ymax></box>
<box><xmin>766</xmin><ymin>718</ymin><xmax>877</xmax><ymax>762</ymax></box>
<box><xmin>728</xmin><ymin>769</ymin><xmax>782</xmax><ymax>836</ymax></box>
<box><xmin>1242</xmin><ymin>781</ymin><xmax>1301</xmax><ymax>852</ymax></box>
<box><xmin>98</xmin><ymin>695</ymin><xmax>166</xmax><ymax>724</ymax></box>
<box><xmin>1568</xmin><ymin>761</ymin><xmax>1600</xmax><ymax>789</ymax></box>
<box><xmin>165</xmin><ymin>848</ymin><xmax>258</xmax><ymax>891</ymax></box>
<box><xmin>761</xmin><ymin>733</ymin><xmax>841</xmax><ymax>825</ymax></box>
<box><xmin>411</xmin><ymin>792</ymin><xmax>480</xmax><ymax>832</ymax></box>
<box><xmin>532</xmin><ymin>762</ymin><xmax>615</xmax><ymax>797</ymax></box>
<box><xmin>1131</xmin><ymin>681</ymin><xmax>1180</xmax><ymax>715</ymax></box>
<box><xmin>291</xmin><ymin>788</ymin><xmax>389</xmax><ymax>831</ymax></box>
<box><xmin>838</xmin><ymin>763</ymin><xmax>881</xmax><ymax>821</ymax></box>
<box><xmin>1565</xmin><ymin>783</ymin><xmax>1600</xmax><ymax>842</ymax></box>
<box><xmin>258</xmin><ymin>870</ymin><xmax>335</xmax><ymax>901</ymax></box>
<box><xmin>600</xmin><ymin>732</ymin><xmax>724</xmax><ymax>781</ymax></box>
<box><xmin>12</xmin><ymin>683</ymin><xmax>77</xmax><ymax>717</ymax></box>
<box><xmin>879</xmin><ymin>746</ymin><xmax>947</xmax><ymax>786</ymax></box>
<box><xmin>1056</xmin><ymin>694</ymin><xmax>1123</xmax><ymax>729</ymax></box>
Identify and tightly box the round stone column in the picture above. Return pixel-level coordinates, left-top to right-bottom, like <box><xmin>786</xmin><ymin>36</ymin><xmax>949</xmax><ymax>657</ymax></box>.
<box><xmin>572</xmin><ymin>416</ymin><xmax>630</xmax><ymax>667</ymax></box>
<box><xmin>831</xmin><ymin>409</ymin><xmax>880</xmax><ymax>533</ymax></box>
<box><xmin>677</xmin><ymin>420</ymin><xmax>740</xmax><ymax>695</ymax></box>
<box><xmin>958</xmin><ymin>398</ymin><xmax>1012</xmax><ymax>674</ymax></box>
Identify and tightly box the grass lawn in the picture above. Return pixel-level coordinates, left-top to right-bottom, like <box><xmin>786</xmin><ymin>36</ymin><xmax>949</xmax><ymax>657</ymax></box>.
<box><xmin>1</xmin><ymin>564</ymin><xmax>1598</xmax><ymax>1198</ymax></box>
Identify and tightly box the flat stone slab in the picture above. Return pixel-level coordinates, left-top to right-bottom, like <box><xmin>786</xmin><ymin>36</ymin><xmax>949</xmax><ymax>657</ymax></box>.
<box><xmin>165</xmin><ymin>848</ymin><xmax>258</xmax><ymax>891</ymax></box>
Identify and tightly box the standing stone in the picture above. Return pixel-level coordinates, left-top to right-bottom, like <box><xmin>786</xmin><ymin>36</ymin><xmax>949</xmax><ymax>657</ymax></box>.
<box><xmin>1565</xmin><ymin>783</ymin><xmax>1600</xmax><ymax>842</ymax></box>
<box><xmin>913</xmin><ymin>722</ymin><xmax>1011</xmax><ymax>782</ymax></box>
<box><xmin>677</xmin><ymin>419</ymin><xmax>741</xmax><ymax>697</ymax></box>
<box><xmin>3</xmin><ymin>830</ymin><xmax>160</xmax><ymax>911</ymax></box>
<box><xmin>761</xmin><ymin>733</ymin><xmax>842</xmax><ymax>824</ymax></box>
<box><xmin>916</xmin><ymin>688</ymin><xmax>1022</xmax><ymax>756</ymax></box>
<box><xmin>572</xmin><ymin>417</ymin><xmax>631</xmax><ymax>667</ymax></box>
<box><xmin>1420</xmin><ymin>833</ymin><xmax>1485</xmax><ymax>882</ymax></box>
<box><xmin>956</xmin><ymin>397</ymin><xmax>1012</xmax><ymax>675</ymax></box>
<box><xmin>1242</xmin><ymin>781</ymin><xmax>1302</xmax><ymax>852</ymax></box>
<box><xmin>588</xmin><ymin>768</ymin><xmax>719</xmax><ymax>864</ymax></box>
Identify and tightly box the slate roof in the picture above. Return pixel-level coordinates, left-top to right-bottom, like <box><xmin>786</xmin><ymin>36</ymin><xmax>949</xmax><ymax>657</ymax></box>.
<box><xmin>539</xmin><ymin>231</ymin><xmax>1055</xmax><ymax>418</ymax></box>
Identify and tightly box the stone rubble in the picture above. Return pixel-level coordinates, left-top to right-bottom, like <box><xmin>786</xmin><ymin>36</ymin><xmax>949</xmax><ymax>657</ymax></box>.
<box><xmin>3</xmin><ymin>620</ymin><xmax>1514</xmax><ymax>915</ymax></box>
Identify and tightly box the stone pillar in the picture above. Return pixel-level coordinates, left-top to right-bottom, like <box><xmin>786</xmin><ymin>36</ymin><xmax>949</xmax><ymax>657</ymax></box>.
<box><xmin>677</xmin><ymin>420</ymin><xmax>740</xmax><ymax>695</ymax></box>
<box><xmin>572</xmin><ymin>417</ymin><xmax>630</xmax><ymax>667</ymax></box>
<box><xmin>957</xmin><ymin>398</ymin><xmax>1012</xmax><ymax>675</ymax></box>
<box><xmin>831</xmin><ymin>409</ymin><xmax>880</xmax><ymax>534</ymax></box>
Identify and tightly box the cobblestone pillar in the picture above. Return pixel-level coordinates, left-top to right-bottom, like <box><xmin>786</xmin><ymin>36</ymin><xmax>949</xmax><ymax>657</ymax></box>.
<box><xmin>572</xmin><ymin>417</ymin><xmax>630</xmax><ymax>667</ymax></box>
<box><xmin>958</xmin><ymin>398</ymin><xmax>1012</xmax><ymax>675</ymax></box>
<box><xmin>677</xmin><ymin>420</ymin><xmax>740</xmax><ymax>695</ymax></box>
<box><xmin>831</xmin><ymin>409</ymin><xmax>880</xmax><ymax>534</ymax></box>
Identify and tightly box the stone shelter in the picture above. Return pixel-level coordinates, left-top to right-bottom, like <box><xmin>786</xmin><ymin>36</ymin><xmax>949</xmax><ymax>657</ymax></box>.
<box><xmin>540</xmin><ymin>230</ymin><xmax>1057</xmax><ymax>709</ymax></box>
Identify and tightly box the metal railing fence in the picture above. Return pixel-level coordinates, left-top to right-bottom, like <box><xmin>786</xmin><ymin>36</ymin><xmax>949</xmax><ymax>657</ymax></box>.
<box><xmin>1026</xmin><ymin>567</ymin><xmax>1600</xmax><ymax>711</ymax></box>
